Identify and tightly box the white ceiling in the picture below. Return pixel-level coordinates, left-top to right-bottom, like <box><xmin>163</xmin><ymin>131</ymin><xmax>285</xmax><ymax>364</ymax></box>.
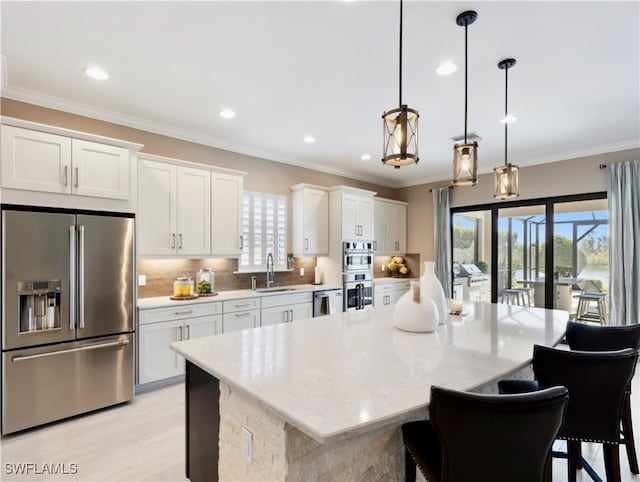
<box><xmin>1</xmin><ymin>1</ymin><xmax>639</xmax><ymax>188</ymax></box>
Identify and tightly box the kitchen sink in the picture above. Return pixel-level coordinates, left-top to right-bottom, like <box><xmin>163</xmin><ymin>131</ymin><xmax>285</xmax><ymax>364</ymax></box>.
<box><xmin>255</xmin><ymin>287</ymin><xmax>297</xmax><ymax>293</ymax></box>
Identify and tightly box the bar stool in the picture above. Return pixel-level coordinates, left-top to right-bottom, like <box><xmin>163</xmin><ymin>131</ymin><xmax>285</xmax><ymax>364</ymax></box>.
<box><xmin>575</xmin><ymin>292</ymin><xmax>609</xmax><ymax>325</ymax></box>
<box><xmin>502</xmin><ymin>288</ymin><xmax>532</xmax><ymax>306</ymax></box>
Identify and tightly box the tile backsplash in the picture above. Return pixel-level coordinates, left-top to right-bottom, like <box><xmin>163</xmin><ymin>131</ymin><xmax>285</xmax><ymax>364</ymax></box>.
<box><xmin>137</xmin><ymin>256</ymin><xmax>317</xmax><ymax>298</ymax></box>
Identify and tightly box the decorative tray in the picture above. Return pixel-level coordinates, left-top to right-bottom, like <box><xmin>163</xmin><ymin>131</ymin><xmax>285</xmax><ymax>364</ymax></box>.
<box><xmin>170</xmin><ymin>295</ymin><xmax>199</xmax><ymax>301</ymax></box>
<box><xmin>196</xmin><ymin>292</ymin><xmax>219</xmax><ymax>297</ymax></box>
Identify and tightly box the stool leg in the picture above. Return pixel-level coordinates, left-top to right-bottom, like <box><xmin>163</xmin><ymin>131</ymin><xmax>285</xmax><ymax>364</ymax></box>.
<box><xmin>622</xmin><ymin>392</ymin><xmax>639</xmax><ymax>474</ymax></box>
<box><xmin>603</xmin><ymin>444</ymin><xmax>622</xmax><ymax>482</ymax></box>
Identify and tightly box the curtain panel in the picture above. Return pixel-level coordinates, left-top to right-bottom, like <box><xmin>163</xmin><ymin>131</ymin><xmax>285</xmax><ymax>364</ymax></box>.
<box><xmin>432</xmin><ymin>187</ymin><xmax>452</xmax><ymax>298</ymax></box>
<box><xmin>607</xmin><ymin>160</ymin><xmax>640</xmax><ymax>325</ymax></box>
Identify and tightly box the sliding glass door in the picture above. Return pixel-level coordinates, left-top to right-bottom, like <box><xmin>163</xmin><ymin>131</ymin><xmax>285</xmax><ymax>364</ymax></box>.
<box><xmin>451</xmin><ymin>193</ymin><xmax>608</xmax><ymax>316</ymax></box>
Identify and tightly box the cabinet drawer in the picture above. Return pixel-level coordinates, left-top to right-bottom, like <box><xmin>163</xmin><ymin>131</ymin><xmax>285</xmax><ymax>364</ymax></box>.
<box><xmin>260</xmin><ymin>292</ymin><xmax>313</xmax><ymax>309</ymax></box>
<box><xmin>374</xmin><ymin>284</ymin><xmax>394</xmax><ymax>295</ymax></box>
<box><xmin>223</xmin><ymin>298</ymin><xmax>260</xmax><ymax>313</ymax></box>
<box><xmin>222</xmin><ymin>310</ymin><xmax>260</xmax><ymax>333</ymax></box>
<box><xmin>395</xmin><ymin>281</ymin><xmax>411</xmax><ymax>293</ymax></box>
<box><xmin>139</xmin><ymin>302</ymin><xmax>222</xmax><ymax>325</ymax></box>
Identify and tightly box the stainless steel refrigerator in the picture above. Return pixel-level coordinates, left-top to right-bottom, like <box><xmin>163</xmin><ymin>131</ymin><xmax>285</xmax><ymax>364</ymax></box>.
<box><xmin>1</xmin><ymin>207</ymin><xmax>135</xmax><ymax>434</ymax></box>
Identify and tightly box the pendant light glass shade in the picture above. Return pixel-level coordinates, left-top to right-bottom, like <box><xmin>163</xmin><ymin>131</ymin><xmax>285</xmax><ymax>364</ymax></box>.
<box><xmin>452</xmin><ymin>10</ymin><xmax>478</xmax><ymax>186</ymax></box>
<box><xmin>494</xmin><ymin>58</ymin><xmax>519</xmax><ymax>199</ymax></box>
<box><xmin>382</xmin><ymin>105</ymin><xmax>419</xmax><ymax>169</ymax></box>
<box><xmin>453</xmin><ymin>142</ymin><xmax>478</xmax><ymax>186</ymax></box>
<box><xmin>493</xmin><ymin>163</ymin><xmax>519</xmax><ymax>199</ymax></box>
<box><xmin>382</xmin><ymin>0</ymin><xmax>418</xmax><ymax>169</ymax></box>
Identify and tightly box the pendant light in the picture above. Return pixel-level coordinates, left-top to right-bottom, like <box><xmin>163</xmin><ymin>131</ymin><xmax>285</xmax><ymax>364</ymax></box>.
<box><xmin>493</xmin><ymin>58</ymin><xmax>519</xmax><ymax>199</ymax></box>
<box><xmin>452</xmin><ymin>10</ymin><xmax>478</xmax><ymax>186</ymax></box>
<box><xmin>382</xmin><ymin>0</ymin><xmax>419</xmax><ymax>169</ymax></box>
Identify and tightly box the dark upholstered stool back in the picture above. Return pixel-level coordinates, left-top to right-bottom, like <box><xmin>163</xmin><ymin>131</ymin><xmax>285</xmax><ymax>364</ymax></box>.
<box><xmin>566</xmin><ymin>320</ymin><xmax>640</xmax><ymax>352</ymax></box>
<box><xmin>532</xmin><ymin>345</ymin><xmax>638</xmax><ymax>443</ymax></box>
<box><xmin>429</xmin><ymin>385</ymin><xmax>568</xmax><ymax>482</ymax></box>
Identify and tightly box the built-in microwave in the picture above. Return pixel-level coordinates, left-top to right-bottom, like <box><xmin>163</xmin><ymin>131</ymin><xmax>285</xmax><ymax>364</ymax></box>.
<box><xmin>343</xmin><ymin>241</ymin><xmax>373</xmax><ymax>272</ymax></box>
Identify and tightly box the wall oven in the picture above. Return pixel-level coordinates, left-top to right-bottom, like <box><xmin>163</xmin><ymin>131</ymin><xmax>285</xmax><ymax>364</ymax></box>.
<box><xmin>344</xmin><ymin>271</ymin><xmax>373</xmax><ymax>312</ymax></box>
<box><xmin>343</xmin><ymin>241</ymin><xmax>373</xmax><ymax>272</ymax></box>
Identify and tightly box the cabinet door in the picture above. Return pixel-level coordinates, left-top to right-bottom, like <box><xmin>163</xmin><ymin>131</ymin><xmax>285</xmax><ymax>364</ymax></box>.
<box><xmin>290</xmin><ymin>303</ymin><xmax>312</xmax><ymax>322</ymax></box>
<box><xmin>373</xmin><ymin>199</ymin><xmax>388</xmax><ymax>254</ymax></box>
<box><xmin>356</xmin><ymin>197</ymin><xmax>374</xmax><ymax>240</ymax></box>
<box><xmin>176</xmin><ymin>166</ymin><xmax>211</xmax><ymax>255</ymax></box>
<box><xmin>389</xmin><ymin>203</ymin><xmax>407</xmax><ymax>254</ymax></box>
<box><xmin>138</xmin><ymin>160</ymin><xmax>178</xmax><ymax>255</ymax></box>
<box><xmin>211</xmin><ymin>172</ymin><xmax>243</xmax><ymax>256</ymax></box>
<box><xmin>303</xmin><ymin>188</ymin><xmax>328</xmax><ymax>255</ymax></box>
<box><xmin>72</xmin><ymin>139</ymin><xmax>130</xmax><ymax>200</ymax></box>
<box><xmin>1</xmin><ymin>125</ymin><xmax>71</xmax><ymax>194</ymax></box>
<box><xmin>341</xmin><ymin>194</ymin><xmax>359</xmax><ymax>240</ymax></box>
<box><xmin>138</xmin><ymin>319</ymin><xmax>184</xmax><ymax>384</ymax></box>
<box><xmin>185</xmin><ymin>315</ymin><xmax>220</xmax><ymax>339</ymax></box>
<box><xmin>222</xmin><ymin>310</ymin><xmax>260</xmax><ymax>333</ymax></box>
<box><xmin>261</xmin><ymin>306</ymin><xmax>289</xmax><ymax>327</ymax></box>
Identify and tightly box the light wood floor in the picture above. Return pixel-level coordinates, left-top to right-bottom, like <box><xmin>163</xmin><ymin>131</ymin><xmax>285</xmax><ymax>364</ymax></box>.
<box><xmin>2</xmin><ymin>378</ymin><xmax>640</xmax><ymax>481</ymax></box>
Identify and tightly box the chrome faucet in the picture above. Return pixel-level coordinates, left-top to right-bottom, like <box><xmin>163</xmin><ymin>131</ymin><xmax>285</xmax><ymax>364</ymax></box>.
<box><xmin>266</xmin><ymin>252</ymin><xmax>275</xmax><ymax>288</ymax></box>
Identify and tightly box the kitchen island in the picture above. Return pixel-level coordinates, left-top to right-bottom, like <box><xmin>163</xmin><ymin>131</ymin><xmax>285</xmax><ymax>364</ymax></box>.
<box><xmin>171</xmin><ymin>301</ymin><xmax>568</xmax><ymax>482</ymax></box>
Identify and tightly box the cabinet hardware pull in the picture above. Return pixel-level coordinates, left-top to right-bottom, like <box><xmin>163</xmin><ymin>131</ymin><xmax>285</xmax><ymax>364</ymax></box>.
<box><xmin>12</xmin><ymin>339</ymin><xmax>129</xmax><ymax>363</ymax></box>
<box><xmin>373</xmin><ymin>241</ymin><xmax>377</xmax><ymax>251</ymax></box>
<box><xmin>178</xmin><ymin>326</ymin><xmax>183</xmax><ymax>341</ymax></box>
<box><xmin>178</xmin><ymin>233</ymin><xmax>183</xmax><ymax>249</ymax></box>
<box><xmin>171</xmin><ymin>234</ymin><xmax>176</xmax><ymax>249</ymax></box>
<box><xmin>235</xmin><ymin>312</ymin><xmax>251</xmax><ymax>318</ymax></box>
<box><xmin>174</xmin><ymin>310</ymin><xmax>193</xmax><ymax>316</ymax></box>
<box><xmin>284</xmin><ymin>310</ymin><xmax>289</xmax><ymax>323</ymax></box>
<box><xmin>74</xmin><ymin>167</ymin><xmax>79</xmax><ymax>188</ymax></box>
<box><xmin>63</xmin><ymin>166</ymin><xmax>68</xmax><ymax>186</ymax></box>
<box><xmin>304</xmin><ymin>238</ymin><xmax>309</xmax><ymax>250</ymax></box>
<box><xmin>239</xmin><ymin>235</ymin><xmax>244</xmax><ymax>249</ymax></box>
<box><xmin>290</xmin><ymin>309</ymin><xmax>293</xmax><ymax>322</ymax></box>
<box><xmin>235</xmin><ymin>303</ymin><xmax>251</xmax><ymax>308</ymax></box>
<box><xmin>185</xmin><ymin>325</ymin><xmax>190</xmax><ymax>340</ymax></box>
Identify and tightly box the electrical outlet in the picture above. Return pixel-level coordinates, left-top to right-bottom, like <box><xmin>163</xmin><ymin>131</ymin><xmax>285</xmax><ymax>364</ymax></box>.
<box><xmin>381</xmin><ymin>264</ymin><xmax>386</xmax><ymax>272</ymax></box>
<box><xmin>138</xmin><ymin>274</ymin><xmax>147</xmax><ymax>286</ymax></box>
<box><xmin>241</xmin><ymin>426</ymin><xmax>253</xmax><ymax>462</ymax></box>
<box><xmin>299</xmin><ymin>267</ymin><xmax>304</xmax><ymax>276</ymax></box>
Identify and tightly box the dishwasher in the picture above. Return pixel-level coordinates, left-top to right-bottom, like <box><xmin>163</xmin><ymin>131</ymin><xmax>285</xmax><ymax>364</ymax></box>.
<box><xmin>313</xmin><ymin>288</ymin><xmax>343</xmax><ymax>317</ymax></box>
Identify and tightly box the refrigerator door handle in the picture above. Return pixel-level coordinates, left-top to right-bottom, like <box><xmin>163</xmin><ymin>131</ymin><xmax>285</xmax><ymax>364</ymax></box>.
<box><xmin>78</xmin><ymin>225</ymin><xmax>85</xmax><ymax>329</ymax></box>
<box><xmin>11</xmin><ymin>339</ymin><xmax>130</xmax><ymax>363</ymax></box>
<box><xmin>69</xmin><ymin>225</ymin><xmax>76</xmax><ymax>330</ymax></box>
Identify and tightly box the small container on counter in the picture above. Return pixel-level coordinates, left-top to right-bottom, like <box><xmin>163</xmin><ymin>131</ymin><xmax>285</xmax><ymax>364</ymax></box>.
<box><xmin>196</xmin><ymin>268</ymin><xmax>215</xmax><ymax>294</ymax></box>
<box><xmin>173</xmin><ymin>277</ymin><xmax>194</xmax><ymax>298</ymax></box>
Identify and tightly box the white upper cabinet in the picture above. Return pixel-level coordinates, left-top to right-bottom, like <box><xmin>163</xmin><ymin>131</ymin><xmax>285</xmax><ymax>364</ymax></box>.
<box><xmin>373</xmin><ymin>198</ymin><xmax>407</xmax><ymax>255</ymax></box>
<box><xmin>329</xmin><ymin>186</ymin><xmax>376</xmax><ymax>242</ymax></box>
<box><xmin>0</xmin><ymin>119</ymin><xmax>141</xmax><ymax>212</ymax></box>
<box><xmin>211</xmin><ymin>171</ymin><xmax>244</xmax><ymax>256</ymax></box>
<box><xmin>176</xmin><ymin>166</ymin><xmax>211</xmax><ymax>255</ymax></box>
<box><xmin>138</xmin><ymin>153</ymin><xmax>245</xmax><ymax>257</ymax></box>
<box><xmin>291</xmin><ymin>184</ymin><xmax>328</xmax><ymax>256</ymax></box>
<box><xmin>71</xmin><ymin>139</ymin><xmax>129</xmax><ymax>200</ymax></box>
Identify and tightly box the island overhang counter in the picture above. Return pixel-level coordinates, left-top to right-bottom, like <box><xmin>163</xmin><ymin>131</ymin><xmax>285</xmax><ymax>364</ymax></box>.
<box><xmin>171</xmin><ymin>302</ymin><xmax>568</xmax><ymax>482</ymax></box>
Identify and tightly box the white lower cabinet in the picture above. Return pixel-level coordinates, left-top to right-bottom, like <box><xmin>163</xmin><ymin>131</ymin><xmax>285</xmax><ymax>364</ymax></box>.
<box><xmin>138</xmin><ymin>302</ymin><xmax>221</xmax><ymax>384</ymax></box>
<box><xmin>374</xmin><ymin>281</ymin><xmax>411</xmax><ymax>307</ymax></box>
<box><xmin>222</xmin><ymin>310</ymin><xmax>260</xmax><ymax>333</ymax></box>
<box><xmin>261</xmin><ymin>292</ymin><xmax>313</xmax><ymax>326</ymax></box>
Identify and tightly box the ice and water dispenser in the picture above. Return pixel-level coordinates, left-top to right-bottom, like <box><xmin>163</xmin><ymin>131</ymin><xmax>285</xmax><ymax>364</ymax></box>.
<box><xmin>18</xmin><ymin>280</ymin><xmax>62</xmax><ymax>332</ymax></box>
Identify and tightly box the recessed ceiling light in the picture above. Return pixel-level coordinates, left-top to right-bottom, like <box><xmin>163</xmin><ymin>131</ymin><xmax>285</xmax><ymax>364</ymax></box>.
<box><xmin>361</xmin><ymin>154</ymin><xmax>372</xmax><ymax>161</ymax></box>
<box><xmin>219</xmin><ymin>108</ymin><xmax>236</xmax><ymax>119</ymax></box>
<box><xmin>500</xmin><ymin>115</ymin><xmax>518</xmax><ymax>124</ymax></box>
<box><xmin>436</xmin><ymin>61</ymin><xmax>457</xmax><ymax>76</ymax></box>
<box><xmin>84</xmin><ymin>66</ymin><xmax>109</xmax><ymax>80</ymax></box>
<box><xmin>303</xmin><ymin>135</ymin><xmax>315</xmax><ymax>144</ymax></box>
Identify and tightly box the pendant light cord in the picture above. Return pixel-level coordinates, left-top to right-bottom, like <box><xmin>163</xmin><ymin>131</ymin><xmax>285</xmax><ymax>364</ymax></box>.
<box><xmin>399</xmin><ymin>0</ymin><xmax>403</xmax><ymax>108</ymax></box>
<box><xmin>464</xmin><ymin>22</ymin><xmax>468</xmax><ymax>143</ymax></box>
<box><xmin>504</xmin><ymin>65</ymin><xmax>509</xmax><ymax>167</ymax></box>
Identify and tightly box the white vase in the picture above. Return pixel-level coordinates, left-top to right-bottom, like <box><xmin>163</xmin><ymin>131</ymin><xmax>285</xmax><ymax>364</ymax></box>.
<box><xmin>421</xmin><ymin>261</ymin><xmax>448</xmax><ymax>325</ymax></box>
<box><xmin>393</xmin><ymin>282</ymin><xmax>439</xmax><ymax>333</ymax></box>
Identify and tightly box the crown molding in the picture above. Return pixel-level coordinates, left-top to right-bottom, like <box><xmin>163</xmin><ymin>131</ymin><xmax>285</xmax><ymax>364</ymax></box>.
<box><xmin>1</xmin><ymin>85</ymin><xmax>396</xmax><ymax>189</ymax></box>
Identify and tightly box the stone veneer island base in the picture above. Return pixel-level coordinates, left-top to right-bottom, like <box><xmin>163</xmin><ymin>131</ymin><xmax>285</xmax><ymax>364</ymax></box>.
<box><xmin>174</xmin><ymin>302</ymin><xmax>567</xmax><ymax>482</ymax></box>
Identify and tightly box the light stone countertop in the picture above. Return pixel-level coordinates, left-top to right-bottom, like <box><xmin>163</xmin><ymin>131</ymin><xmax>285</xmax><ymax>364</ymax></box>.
<box><xmin>138</xmin><ymin>284</ymin><xmax>342</xmax><ymax>310</ymax></box>
<box><xmin>373</xmin><ymin>277</ymin><xmax>418</xmax><ymax>285</ymax></box>
<box><xmin>171</xmin><ymin>301</ymin><xmax>568</xmax><ymax>444</ymax></box>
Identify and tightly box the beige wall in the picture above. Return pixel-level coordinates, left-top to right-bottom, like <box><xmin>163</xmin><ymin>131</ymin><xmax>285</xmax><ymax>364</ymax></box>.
<box><xmin>397</xmin><ymin>148</ymin><xmax>640</xmax><ymax>272</ymax></box>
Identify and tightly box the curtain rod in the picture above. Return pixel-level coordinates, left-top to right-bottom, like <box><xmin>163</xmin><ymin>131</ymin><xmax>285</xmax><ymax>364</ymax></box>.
<box><xmin>599</xmin><ymin>164</ymin><xmax>607</xmax><ymax>169</ymax></box>
<box><xmin>429</xmin><ymin>185</ymin><xmax>457</xmax><ymax>193</ymax></box>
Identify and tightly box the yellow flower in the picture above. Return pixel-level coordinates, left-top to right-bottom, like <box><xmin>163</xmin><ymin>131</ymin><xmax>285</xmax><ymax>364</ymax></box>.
<box><xmin>399</xmin><ymin>265</ymin><xmax>408</xmax><ymax>274</ymax></box>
